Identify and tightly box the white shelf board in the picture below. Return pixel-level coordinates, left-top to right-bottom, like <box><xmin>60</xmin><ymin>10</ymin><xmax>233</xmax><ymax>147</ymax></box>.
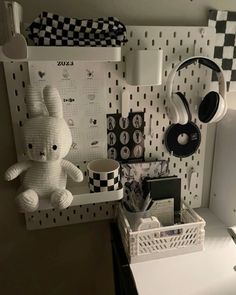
<box><xmin>38</xmin><ymin>185</ymin><xmax>123</xmax><ymax>211</ymax></box>
<box><xmin>0</xmin><ymin>45</ymin><xmax>122</xmax><ymax>62</ymax></box>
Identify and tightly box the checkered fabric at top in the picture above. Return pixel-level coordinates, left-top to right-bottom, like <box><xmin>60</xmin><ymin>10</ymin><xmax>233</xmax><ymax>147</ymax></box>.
<box><xmin>88</xmin><ymin>169</ymin><xmax>120</xmax><ymax>193</ymax></box>
<box><xmin>27</xmin><ymin>12</ymin><xmax>128</xmax><ymax>47</ymax></box>
<box><xmin>208</xmin><ymin>10</ymin><xmax>236</xmax><ymax>92</ymax></box>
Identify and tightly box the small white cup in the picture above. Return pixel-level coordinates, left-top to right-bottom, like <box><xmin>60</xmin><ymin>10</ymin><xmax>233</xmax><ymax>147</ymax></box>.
<box><xmin>87</xmin><ymin>159</ymin><xmax>120</xmax><ymax>193</ymax></box>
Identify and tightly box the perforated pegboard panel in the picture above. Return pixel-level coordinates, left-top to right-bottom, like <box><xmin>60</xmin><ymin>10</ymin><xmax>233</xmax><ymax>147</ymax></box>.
<box><xmin>25</xmin><ymin>201</ymin><xmax>117</xmax><ymax>230</ymax></box>
<box><xmin>104</xmin><ymin>26</ymin><xmax>215</xmax><ymax>209</ymax></box>
<box><xmin>3</xmin><ymin>26</ymin><xmax>216</xmax><ymax>230</ymax></box>
<box><xmin>4</xmin><ymin>62</ymin><xmax>29</xmax><ymax>158</ymax></box>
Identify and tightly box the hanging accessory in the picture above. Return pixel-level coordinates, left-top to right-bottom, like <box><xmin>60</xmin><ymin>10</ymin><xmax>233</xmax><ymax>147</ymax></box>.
<box><xmin>165</xmin><ymin>122</ymin><xmax>201</xmax><ymax>158</ymax></box>
<box><xmin>166</xmin><ymin>55</ymin><xmax>226</xmax><ymax>124</ymax></box>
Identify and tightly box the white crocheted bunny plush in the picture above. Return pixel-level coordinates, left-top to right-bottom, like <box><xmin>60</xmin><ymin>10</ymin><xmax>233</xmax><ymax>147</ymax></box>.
<box><xmin>5</xmin><ymin>85</ymin><xmax>83</xmax><ymax>212</ymax></box>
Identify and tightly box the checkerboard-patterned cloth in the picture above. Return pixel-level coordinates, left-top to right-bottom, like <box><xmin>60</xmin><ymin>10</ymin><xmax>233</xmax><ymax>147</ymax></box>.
<box><xmin>208</xmin><ymin>10</ymin><xmax>236</xmax><ymax>92</ymax></box>
<box><xmin>88</xmin><ymin>169</ymin><xmax>120</xmax><ymax>192</ymax></box>
<box><xmin>27</xmin><ymin>12</ymin><xmax>128</xmax><ymax>47</ymax></box>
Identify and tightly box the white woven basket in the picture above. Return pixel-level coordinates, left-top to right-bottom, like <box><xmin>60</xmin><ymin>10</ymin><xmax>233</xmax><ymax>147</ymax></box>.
<box><xmin>117</xmin><ymin>202</ymin><xmax>206</xmax><ymax>263</ymax></box>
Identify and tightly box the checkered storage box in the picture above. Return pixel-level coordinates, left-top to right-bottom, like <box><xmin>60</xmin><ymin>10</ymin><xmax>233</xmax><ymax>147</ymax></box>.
<box><xmin>27</xmin><ymin>12</ymin><xmax>128</xmax><ymax>47</ymax></box>
<box><xmin>88</xmin><ymin>169</ymin><xmax>120</xmax><ymax>192</ymax></box>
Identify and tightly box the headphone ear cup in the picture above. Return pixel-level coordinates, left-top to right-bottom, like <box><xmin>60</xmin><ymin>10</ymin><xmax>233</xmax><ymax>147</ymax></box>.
<box><xmin>170</xmin><ymin>92</ymin><xmax>191</xmax><ymax>125</ymax></box>
<box><xmin>198</xmin><ymin>91</ymin><xmax>224</xmax><ymax>123</ymax></box>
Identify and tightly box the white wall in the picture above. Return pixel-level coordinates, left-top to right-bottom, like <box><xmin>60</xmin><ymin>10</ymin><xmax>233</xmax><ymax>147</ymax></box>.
<box><xmin>9</xmin><ymin>0</ymin><xmax>236</xmax><ymax>26</ymax></box>
<box><xmin>1</xmin><ymin>0</ymin><xmax>236</xmax><ymax>294</ymax></box>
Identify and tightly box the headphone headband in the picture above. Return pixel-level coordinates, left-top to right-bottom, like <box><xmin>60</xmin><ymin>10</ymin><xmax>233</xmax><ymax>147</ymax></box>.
<box><xmin>167</xmin><ymin>55</ymin><xmax>226</xmax><ymax>101</ymax></box>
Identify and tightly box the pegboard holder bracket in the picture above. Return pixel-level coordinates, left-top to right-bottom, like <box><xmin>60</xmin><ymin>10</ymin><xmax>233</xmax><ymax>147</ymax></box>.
<box><xmin>38</xmin><ymin>185</ymin><xmax>124</xmax><ymax>211</ymax></box>
<box><xmin>0</xmin><ymin>1</ymin><xmax>122</xmax><ymax>62</ymax></box>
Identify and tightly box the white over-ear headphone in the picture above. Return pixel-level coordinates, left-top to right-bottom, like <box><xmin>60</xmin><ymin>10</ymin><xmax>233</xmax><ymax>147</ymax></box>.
<box><xmin>166</xmin><ymin>56</ymin><xmax>226</xmax><ymax>125</ymax></box>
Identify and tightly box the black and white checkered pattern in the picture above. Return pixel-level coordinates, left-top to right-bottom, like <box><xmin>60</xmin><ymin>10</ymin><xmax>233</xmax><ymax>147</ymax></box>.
<box><xmin>27</xmin><ymin>12</ymin><xmax>128</xmax><ymax>47</ymax></box>
<box><xmin>88</xmin><ymin>169</ymin><xmax>120</xmax><ymax>192</ymax></box>
<box><xmin>208</xmin><ymin>10</ymin><xmax>236</xmax><ymax>91</ymax></box>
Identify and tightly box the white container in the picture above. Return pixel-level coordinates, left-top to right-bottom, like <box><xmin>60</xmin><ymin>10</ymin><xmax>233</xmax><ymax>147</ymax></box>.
<box><xmin>125</xmin><ymin>49</ymin><xmax>163</xmax><ymax>86</ymax></box>
<box><xmin>117</xmin><ymin>202</ymin><xmax>205</xmax><ymax>263</ymax></box>
<box><xmin>123</xmin><ymin>207</ymin><xmax>152</xmax><ymax>231</ymax></box>
<box><xmin>87</xmin><ymin>159</ymin><xmax>120</xmax><ymax>192</ymax></box>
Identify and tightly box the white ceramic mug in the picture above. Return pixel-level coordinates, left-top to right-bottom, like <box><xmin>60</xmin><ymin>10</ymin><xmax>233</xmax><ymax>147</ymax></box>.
<box><xmin>87</xmin><ymin>159</ymin><xmax>120</xmax><ymax>192</ymax></box>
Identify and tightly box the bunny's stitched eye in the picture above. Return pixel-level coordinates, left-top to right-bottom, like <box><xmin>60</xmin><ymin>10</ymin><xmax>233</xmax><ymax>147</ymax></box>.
<box><xmin>52</xmin><ymin>145</ymin><xmax>57</xmax><ymax>150</ymax></box>
<box><xmin>28</xmin><ymin>143</ymin><xmax>33</xmax><ymax>149</ymax></box>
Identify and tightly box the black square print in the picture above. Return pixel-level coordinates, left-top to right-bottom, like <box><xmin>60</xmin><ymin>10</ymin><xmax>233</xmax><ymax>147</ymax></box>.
<box><xmin>224</xmin><ymin>34</ymin><xmax>235</xmax><ymax>46</ymax></box>
<box><xmin>93</xmin><ymin>173</ymin><xmax>100</xmax><ymax>180</ymax></box>
<box><xmin>231</xmin><ymin>70</ymin><xmax>236</xmax><ymax>81</ymax></box>
<box><xmin>209</xmin><ymin>10</ymin><xmax>217</xmax><ymax>20</ymax></box>
<box><xmin>107</xmin><ymin>172</ymin><xmax>114</xmax><ymax>180</ymax></box>
<box><xmin>94</xmin><ymin>186</ymin><xmax>100</xmax><ymax>192</ymax></box>
<box><xmin>222</xmin><ymin>58</ymin><xmax>233</xmax><ymax>70</ymax></box>
<box><xmin>216</xmin><ymin>21</ymin><xmax>227</xmax><ymax>33</ymax></box>
<box><xmin>114</xmin><ymin>176</ymin><xmax>119</xmax><ymax>183</ymax></box>
<box><xmin>214</xmin><ymin>46</ymin><xmax>223</xmax><ymax>59</ymax></box>
<box><xmin>108</xmin><ymin>186</ymin><xmax>114</xmax><ymax>191</ymax></box>
<box><xmin>227</xmin><ymin>11</ymin><xmax>236</xmax><ymax>21</ymax></box>
<box><xmin>100</xmin><ymin>180</ymin><xmax>108</xmax><ymax>187</ymax></box>
<box><xmin>233</xmin><ymin>47</ymin><xmax>236</xmax><ymax>58</ymax></box>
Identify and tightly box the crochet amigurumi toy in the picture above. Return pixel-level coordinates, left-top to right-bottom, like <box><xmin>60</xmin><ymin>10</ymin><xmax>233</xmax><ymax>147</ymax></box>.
<box><xmin>5</xmin><ymin>85</ymin><xmax>83</xmax><ymax>212</ymax></box>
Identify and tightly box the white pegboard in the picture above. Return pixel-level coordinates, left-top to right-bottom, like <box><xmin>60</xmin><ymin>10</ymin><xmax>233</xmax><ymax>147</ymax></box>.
<box><xmin>104</xmin><ymin>26</ymin><xmax>215</xmax><ymax>209</ymax></box>
<box><xmin>3</xmin><ymin>26</ymin><xmax>216</xmax><ymax>229</ymax></box>
<box><xmin>25</xmin><ymin>201</ymin><xmax>117</xmax><ymax>230</ymax></box>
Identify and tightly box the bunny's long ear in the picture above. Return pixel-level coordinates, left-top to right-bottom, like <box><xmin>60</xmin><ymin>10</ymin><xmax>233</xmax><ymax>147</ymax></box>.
<box><xmin>25</xmin><ymin>85</ymin><xmax>47</xmax><ymax>118</ymax></box>
<box><xmin>43</xmin><ymin>85</ymin><xmax>63</xmax><ymax>118</ymax></box>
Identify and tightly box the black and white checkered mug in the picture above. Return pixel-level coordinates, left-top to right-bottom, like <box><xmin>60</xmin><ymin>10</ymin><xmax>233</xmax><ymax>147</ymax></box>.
<box><xmin>87</xmin><ymin>159</ymin><xmax>120</xmax><ymax>193</ymax></box>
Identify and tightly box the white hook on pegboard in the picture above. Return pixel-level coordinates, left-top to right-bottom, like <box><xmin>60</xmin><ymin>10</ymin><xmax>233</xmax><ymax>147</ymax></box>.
<box><xmin>193</xmin><ymin>41</ymin><xmax>198</xmax><ymax>57</ymax></box>
<box><xmin>149</xmin><ymin>115</ymin><xmax>154</xmax><ymax>138</ymax></box>
<box><xmin>121</xmin><ymin>88</ymin><xmax>130</xmax><ymax>118</ymax></box>
<box><xmin>200</xmin><ymin>28</ymin><xmax>205</xmax><ymax>38</ymax></box>
<box><xmin>193</xmin><ymin>28</ymin><xmax>205</xmax><ymax>56</ymax></box>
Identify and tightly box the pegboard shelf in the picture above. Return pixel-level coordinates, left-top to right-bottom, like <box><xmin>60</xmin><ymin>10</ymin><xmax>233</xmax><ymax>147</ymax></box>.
<box><xmin>25</xmin><ymin>199</ymin><xmax>119</xmax><ymax>230</ymax></box>
<box><xmin>37</xmin><ymin>185</ymin><xmax>124</xmax><ymax>211</ymax></box>
<box><xmin>3</xmin><ymin>25</ymin><xmax>216</xmax><ymax>230</ymax></box>
<box><xmin>0</xmin><ymin>1</ymin><xmax>122</xmax><ymax>62</ymax></box>
<box><xmin>0</xmin><ymin>45</ymin><xmax>122</xmax><ymax>62</ymax></box>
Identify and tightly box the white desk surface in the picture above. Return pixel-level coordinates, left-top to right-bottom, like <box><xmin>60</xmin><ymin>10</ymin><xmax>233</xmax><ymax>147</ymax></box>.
<box><xmin>130</xmin><ymin>208</ymin><xmax>236</xmax><ymax>295</ymax></box>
